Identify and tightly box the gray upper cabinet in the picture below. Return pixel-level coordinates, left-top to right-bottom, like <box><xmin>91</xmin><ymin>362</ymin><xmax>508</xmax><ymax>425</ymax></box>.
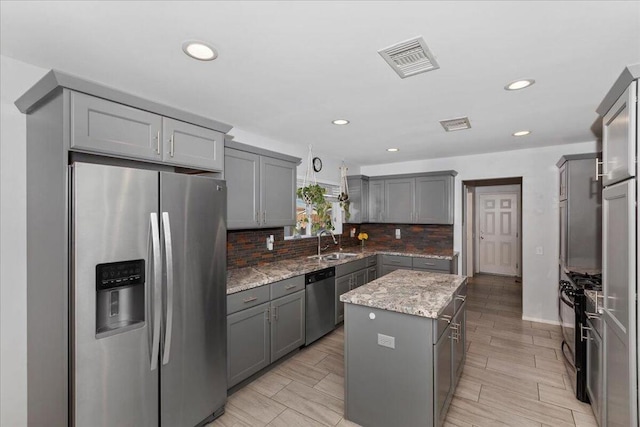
<box><xmin>70</xmin><ymin>91</ymin><xmax>225</xmax><ymax>171</ymax></box>
<box><xmin>225</xmin><ymin>142</ymin><xmax>300</xmax><ymax>230</ymax></box>
<box><xmin>71</xmin><ymin>91</ymin><xmax>162</xmax><ymax>161</ymax></box>
<box><xmin>385</xmin><ymin>178</ymin><xmax>414</xmax><ymax>223</ymax></box>
<box><xmin>369</xmin><ymin>179</ymin><xmax>386</xmax><ymax>222</ymax></box>
<box><xmin>161</xmin><ymin>117</ymin><xmax>223</xmax><ymax>170</ymax></box>
<box><xmin>602</xmin><ymin>80</ymin><xmax>636</xmax><ymax>186</ymax></box>
<box><xmin>261</xmin><ymin>156</ymin><xmax>296</xmax><ymax>227</ymax></box>
<box><xmin>415</xmin><ymin>175</ymin><xmax>453</xmax><ymax>224</ymax></box>
<box><xmin>225</xmin><ymin>149</ymin><xmax>260</xmax><ymax>229</ymax></box>
<box><xmin>559</xmin><ymin>163</ymin><xmax>568</xmax><ymax>201</ymax></box>
<box><xmin>346</xmin><ymin>175</ymin><xmax>369</xmax><ymax>223</ymax></box>
<box><xmin>365</xmin><ymin>171</ymin><xmax>456</xmax><ymax>225</ymax></box>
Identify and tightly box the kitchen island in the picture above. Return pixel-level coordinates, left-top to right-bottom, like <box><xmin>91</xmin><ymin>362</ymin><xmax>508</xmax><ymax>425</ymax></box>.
<box><xmin>340</xmin><ymin>269</ymin><xmax>467</xmax><ymax>427</ymax></box>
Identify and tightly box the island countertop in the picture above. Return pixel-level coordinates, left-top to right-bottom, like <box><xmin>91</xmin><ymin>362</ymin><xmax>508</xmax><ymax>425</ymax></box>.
<box><xmin>340</xmin><ymin>269</ymin><xmax>466</xmax><ymax>319</ymax></box>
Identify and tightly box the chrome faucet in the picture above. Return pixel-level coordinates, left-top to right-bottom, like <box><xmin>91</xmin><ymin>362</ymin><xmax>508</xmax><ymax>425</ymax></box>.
<box><xmin>317</xmin><ymin>228</ymin><xmax>338</xmax><ymax>256</ymax></box>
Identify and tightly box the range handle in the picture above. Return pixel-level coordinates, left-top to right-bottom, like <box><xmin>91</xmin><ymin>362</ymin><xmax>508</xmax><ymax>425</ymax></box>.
<box><xmin>162</xmin><ymin>212</ymin><xmax>174</xmax><ymax>366</ymax></box>
<box><xmin>149</xmin><ymin>213</ymin><xmax>162</xmax><ymax>371</ymax></box>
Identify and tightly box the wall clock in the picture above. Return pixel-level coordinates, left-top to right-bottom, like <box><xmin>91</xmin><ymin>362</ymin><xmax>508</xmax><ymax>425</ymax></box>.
<box><xmin>313</xmin><ymin>157</ymin><xmax>323</xmax><ymax>172</ymax></box>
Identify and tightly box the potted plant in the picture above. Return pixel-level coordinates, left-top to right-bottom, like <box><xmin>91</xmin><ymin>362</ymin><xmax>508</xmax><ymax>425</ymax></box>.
<box><xmin>297</xmin><ymin>184</ymin><xmax>333</xmax><ymax>232</ymax></box>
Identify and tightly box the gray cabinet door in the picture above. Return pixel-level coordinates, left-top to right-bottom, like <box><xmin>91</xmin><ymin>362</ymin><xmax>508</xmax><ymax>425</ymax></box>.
<box><xmin>362</xmin><ymin>179</ymin><xmax>370</xmax><ymax>222</ymax></box>
<box><xmin>415</xmin><ymin>175</ymin><xmax>453</xmax><ymax>224</ymax></box>
<box><xmin>70</xmin><ymin>91</ymin><xmax>162</xmax><ymax>161</ymax></box>
<box><xmin>260</xmin><ymin>156</ymin><xmax>296</xmax><ymax>227</ymax></box>
<box><xmin>559</xmin><ymin>163</ymin><xmax>568</xmax><ymax>201</ymax></box>
<box><xmin>366</xmin><ymin>266</ymin><xmax>377</xmax><ymax>283</ymax></box>
<box><xmin>602</xmin><ymin>179</ymin><xmax>637</xmax><ymax>426</ymax></box>
<box><xmin>225</xmin><ymin>148</ymin><xmax>261</xmax><ymax>229</ymax></box>
<box><xmin>369</xmin><ymin>180</ymin><xmax>386</xmax><ymax>222</ymax></box>
<box><xmin>335</xmin><ymin>275</ymin><xmax>352</xmax><ymax>325</ymax></box>
<box><xmin>227</xmin><ymin>302</ymin><xmax>270</xmax><ymax>388</ymax></box>
<box><xmin>346</xmin><ymin>177</ymin><xmax>363</xmax><ymax>224</ymax></box>
<box><xmin>353</xmin><ymin>269</ymin><xmax>366</xmax><ymax>289</ymax></box>
<box><xmin>162</xmin><ymin>117</ymin><xmax>223</xmax><ymax>171</ymax></box>
<box><xmin>434</xmin><ymin>324</ymin><xmax>452</xmax><ymax>426</ymax></box>
<box><xmin>602</xmin><ymin>80</ymin><xmax>636</xmax><ymax>186</ymax></box>
<box><xmin>586</xmin><ymin>320</ymin><xmax>603</xmax><ymax>427</ymax></box>
<box><xmin>385</xmin><ymin>178</ymin><xmax>414</xmax><ymax>223</ymax></box>
<box><xmin>451</xmin><ymin>303</ymin><xmax>466</xmax><ymax>386</ymax></box>
<box><xmin>270</xmin><ymin>290</ymin><xmax>305</xmax><ymax>363</ymax></box>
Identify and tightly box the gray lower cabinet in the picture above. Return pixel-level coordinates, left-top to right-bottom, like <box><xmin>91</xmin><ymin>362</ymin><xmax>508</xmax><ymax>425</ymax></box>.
<box><xmin>586</xmin><ymin>317</ymin><xmax>603</xmax><ymax>426</ymax></box>
<box><xmin>227</xmin><ymin>276</ymin><xmax>305</xmax><ymax>388</ymax></box>
<box><xmin>336</xmin><ymin>256</ymin><xmax>377</xmax><ymax>324</ymax></box>
<box><xmin>225</xmin><ymin>145</ymin><xmax>299</xmax><ymax>229</ymax></box>
<box><xmin>434</xmin><ymin>320</ymin><xmax>453</xmax><ymax>427</ymax></box>
<box><xmin>451</xmin><ymin>301</ymin><xmax>466</xmax><ymax>384</ymax></box>
<box><xmin>381</xmin><ymin>254</ymin><xmax>456</xmax><ymax>276</ymax></box>
<box><xmin>335</xmin><ymin>275</ymin><xmax>352</xmax><ymax>325</ymax></box>
<box><xmin>227</xmin><ymin>302</ymin><xmax>270</xmax><ymax>388</ymax></box>
<box><xmin>70</xmin><ymin>91</ymin><xmax>224</xmax><ymax>171</ymax></box>
<box><xmin>366</xmin><ymin>266</ymin><xmax>377</xmax><ymax>282</ymax></box>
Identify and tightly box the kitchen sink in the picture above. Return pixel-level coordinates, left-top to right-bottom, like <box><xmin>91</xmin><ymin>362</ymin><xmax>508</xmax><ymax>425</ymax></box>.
<box><xmin>321</xmin><ymin>252</ymin><xmax>359</xmax><ymax>261</ymax></box>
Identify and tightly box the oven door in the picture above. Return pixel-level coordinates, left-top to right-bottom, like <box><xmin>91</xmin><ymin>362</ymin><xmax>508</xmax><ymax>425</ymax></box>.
<box><xmin>559</xmin><ymin>285</ymin><xmax>576</xmax><ymax>364</ymax></box>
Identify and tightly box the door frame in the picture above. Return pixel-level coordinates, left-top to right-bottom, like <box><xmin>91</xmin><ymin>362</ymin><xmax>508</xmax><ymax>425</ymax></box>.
<box><xmin>461</xmin><ymin>178</ymin><xmax>523</xmax><ymax>278</ymax></box>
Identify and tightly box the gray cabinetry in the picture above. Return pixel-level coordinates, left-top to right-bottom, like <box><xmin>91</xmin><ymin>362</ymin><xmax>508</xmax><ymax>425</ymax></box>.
<box><xmin>70</xmin><ymin>91</ymin><xmax>224</xmax><ymax>170</ymax></box>
<box><xmin>369</xmin><ymin>179</ymin><xmax>386</xmax><ymax>222</ymax></box>
<box><xmin>385</xmin><ymin>178</ymin><xmax>414</xmax><ymax>223</ymax></box>
<box><xmin>270</xmin><ymin>290</ymin><xmax>305</xmax><ymax>362</ymax></box>
<box><xmin>556</xmin><ymin>153</ymin><xmax>602</xmax><ymax>269</ymax></box>
<box><xmin>365</xmin><ymin>171</ymin><xmax>456</xmax><ymax>225</ymax></box>
<box><xmin>335</xmin><ymin>275</ymin><xmax>352</xmax><ymax>325</ymax></box>
<box><xmin>225</xmin><ymin>142</ymin><xmax>300</xmax><ymax>230</ymax></box>
<box><xmin>161</xmin><ymin>117</ymin><xmax>223</xmax><ymax>171</ymax></box>
<box><xmin>71</xmin><ymin>91</ymin><xmax>162</xmax><ymax>161</ymax></box>
<box><xmin>227</xmin><ymin>275</ymin><xmax>305</xmax><ymax>388</ymax></box>
<box><xmin>585</xmin><ymin>317</ymin><xmax>603</xmax><ymax>426</ymax></box>
<box><xmin>451</xmin><ymin>301</ymin><xmax>466</xmax><ymax>383</ymax></box>
<box><xmin>434</xmin><ymin>319</ymin><xmax>452</xmax><ymax>427</ymax></box>
<box><xmin>366</xmin><ymin>266</ymin><xmax>377</xmax><ymax>282</ymax></box>
<box><xmin>346</xmin><ymin>175</ymin><xmax>369</xmax><ymax>223</ymax></box>
<box><xmin>335</xmin><ymin>256</ymin><xmax>377</xmax><ymax>324</ymax></box>
<box><xmin>227</xmin><ymin>303</ymin><xmax>270</xmax><ymax>388</ymax></box>
<box><xmin>602</xmin><ymin>80</ymin><xmax>636</xmax><ymax>186</ymax></box>
<box><xmin>415</xmin><ymin>175</ymin><xmax>454</xmax><ymax>224</ymax></box>
<box><xmin>381</xmin><ymin>254</ymin><xmax>456</xmax><ymax>276</ymax></box>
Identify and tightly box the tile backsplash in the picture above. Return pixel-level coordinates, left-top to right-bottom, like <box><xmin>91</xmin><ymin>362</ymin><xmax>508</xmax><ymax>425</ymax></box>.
<box><xmin>227</xmin><ymin>223</ymin><xmax>453</xmax><ymax>269</ymax></box>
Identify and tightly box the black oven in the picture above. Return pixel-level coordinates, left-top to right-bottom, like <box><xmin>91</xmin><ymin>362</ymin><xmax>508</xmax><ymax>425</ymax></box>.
<box><xmin>558</xmin><ymin>271</ymin><xmax>601</xmax><ymax>403</ymax></box>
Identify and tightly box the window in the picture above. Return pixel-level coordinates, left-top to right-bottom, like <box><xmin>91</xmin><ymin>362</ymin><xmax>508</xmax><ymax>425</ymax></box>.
<box><xmin>284</xmin><ymin>179</ymin><xmax>341</xmax><ymax>239</ymax></box>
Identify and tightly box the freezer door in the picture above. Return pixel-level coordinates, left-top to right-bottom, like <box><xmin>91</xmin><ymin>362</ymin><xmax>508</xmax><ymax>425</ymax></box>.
<box><xmin>160</xmin><ymin>172</ymin><xmax>227</xmax><ymax>426</ymax></box>
<box><xmin>72</xmin><ymin>163</ymin><xmax>159</xmax><ymax>427</ymax></box>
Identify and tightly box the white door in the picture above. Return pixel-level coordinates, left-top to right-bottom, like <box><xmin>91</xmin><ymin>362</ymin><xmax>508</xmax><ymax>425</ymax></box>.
<box><xmin>478</xmin><ymin>193</ymin><xmax>518</xmax><ymax>275</ymax></box>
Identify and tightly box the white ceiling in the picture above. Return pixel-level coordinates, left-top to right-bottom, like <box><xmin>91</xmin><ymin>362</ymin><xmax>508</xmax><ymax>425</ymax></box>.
<box><xmin>1</xmin><ymin>1</ymin><xmax>639</xmax><ymax>166</ymax></box>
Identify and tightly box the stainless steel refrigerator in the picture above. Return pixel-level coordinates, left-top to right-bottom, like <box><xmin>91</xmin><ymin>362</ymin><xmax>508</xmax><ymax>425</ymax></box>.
<box><xmin>71</xmin><ymin>162</ymin><xmax>227</xmax><ymax>426</ymax></box>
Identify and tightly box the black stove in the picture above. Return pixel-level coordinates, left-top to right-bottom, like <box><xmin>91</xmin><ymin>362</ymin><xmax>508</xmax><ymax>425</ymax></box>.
<box><xmin>567</xmin><ymin>272</ymin><xmax>602</xmax><ymax>291</ymax></box>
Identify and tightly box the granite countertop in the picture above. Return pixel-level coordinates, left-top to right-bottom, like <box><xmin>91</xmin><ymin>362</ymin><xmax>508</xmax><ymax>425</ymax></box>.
<box><xmin>339</xmin><ymin>269</ymin><xmax>466</xmax><ymax>319</ymax></box>
<box><xmin>227</xmin><ymin>250</ymin><xmax>458</xmax><ymax>295</ymax></box>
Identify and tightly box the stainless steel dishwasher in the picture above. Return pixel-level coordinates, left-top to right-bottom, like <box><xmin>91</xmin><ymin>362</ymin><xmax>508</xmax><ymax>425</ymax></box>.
<box><xmin>305</xmin><ymin>267</ymin><xmax>336</xmax><ymax>345</ymax></box>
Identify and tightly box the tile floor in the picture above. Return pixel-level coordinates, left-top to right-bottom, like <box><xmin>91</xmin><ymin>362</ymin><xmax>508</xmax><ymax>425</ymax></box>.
<box><xmin>210</xmin><ymin>274</ymin><xmax>598</xmax><ymax>427</ymax></box>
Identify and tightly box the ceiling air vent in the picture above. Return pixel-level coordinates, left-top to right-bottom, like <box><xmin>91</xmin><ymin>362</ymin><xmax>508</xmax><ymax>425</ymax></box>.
<box><xmin>378</xmin><ymin>36</ymin><xmax>440</xmax><ymax>79</ymax></box>
<box><xmin>439</xmin><ymin>117</ymin><xmax>471</xmax><ymax>132</ymax></box>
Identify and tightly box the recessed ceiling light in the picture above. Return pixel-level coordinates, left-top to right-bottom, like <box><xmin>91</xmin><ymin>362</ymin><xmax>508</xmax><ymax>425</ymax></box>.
<box><xmin>505</xmin><ymin>79</ymin><xmax>535</xmax><ymax>91</ymax></box>
<box><xmin>512</xmin><ymin>130</ymin><xmax>531</xmax><ymax>137</ymax></box>
<box><xmin>332</xmin><ymin>119</ymin><xmax>350</xmax><ymax>125</ymax></box>
<box><xmin>182</xmin><ymin>41</ymin><xmax>218</xmax><ymax>61</ymax></box>
<box><xmin>387</xmin><ymin>148</ymin><xmax>399</xmax><ymax>152</ymax></box>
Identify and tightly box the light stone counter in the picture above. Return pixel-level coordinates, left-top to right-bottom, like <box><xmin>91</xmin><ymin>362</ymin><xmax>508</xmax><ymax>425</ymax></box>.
<box><xmin>227</xmin><ymin>250</ymin><xmax>457</xmax><ymax>295</ymax></box>
<box><xmin>339</xmin><ymin>269</ymin><xmax>466</xmax><ymax>319</ymax></box>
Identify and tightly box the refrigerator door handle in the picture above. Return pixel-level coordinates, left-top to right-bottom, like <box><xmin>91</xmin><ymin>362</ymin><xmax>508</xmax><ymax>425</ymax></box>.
<box><xmin>161</xmin><ymin>212</ymin><xmax>174</xmax><ymax>365</ymax></box>
<box><xmin>150</xmin><ymin>213</ymin><xmax>162</xmax><ymax>371</ymax></box>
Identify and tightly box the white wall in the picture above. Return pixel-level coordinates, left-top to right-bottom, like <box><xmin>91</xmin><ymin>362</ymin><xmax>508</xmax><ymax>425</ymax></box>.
<box><xmin>0</xmin><ymin>55</ymin><xmax>48</xmax><ymax>427</ymax></box>
<box><xmin>362</xmin><ymin>141</ymin><xmax>598</xmax><ymax>324</ymax></box>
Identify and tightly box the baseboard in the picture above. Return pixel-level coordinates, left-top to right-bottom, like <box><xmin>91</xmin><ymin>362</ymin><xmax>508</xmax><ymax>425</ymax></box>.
<box><xmin>522</xmin><ymin>316</ymin><xmax>561</xmax><ymax>326</ymax></box>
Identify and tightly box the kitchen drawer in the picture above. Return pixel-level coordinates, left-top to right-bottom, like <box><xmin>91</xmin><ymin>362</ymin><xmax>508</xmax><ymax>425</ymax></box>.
<box><xmin>381</xmin><ymin>254</ymin><xmax>412</xmax><ymax>268</ymax></box>
<box><xmin>435</xmin><ymin>298</ymin><xmax>455</xmax><ymax>340</ymax></box>
<box><xmin>365</xmin><ymin>255</ymin><xmax>377</xmax><ymax>267</ymax></box>
<box><xmin>411</xmin><ymin>257</ymin><xmax>450</xmax><ymax>272</ymax></box>
<box><xmin>336</xmin><ymin>258</ymin><xmax>368</xmax><ymax>277</ymax></box>
<box><xmin>227</xmin><ymin>285</ymin><xmax>270</xmax><ymax>315</ymax></box>
<box><xmin>454</xmin><ymin>281</ymin><xmax>467</xmax><ymax>313</ymax></box>
<box><xmin>270</xmin><ymin>275</ymin><xmax>304</xmax><ymax>300</ymax></box>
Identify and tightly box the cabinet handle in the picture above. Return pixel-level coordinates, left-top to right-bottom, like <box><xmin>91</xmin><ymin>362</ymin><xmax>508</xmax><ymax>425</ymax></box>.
<box><xmin>256</xmin><ymin>211</ymin><xmax>260</xmax><ymax>225</ymax></box>
<box><xmin>423</xmin><ymin>262</ymin><xmax>436</xmax><ymax>266</ymax></box>
<box><xmin>169</xmin><ymin>134</ymin><xmax>175</xmax><ymax>157</ymax></box>
<box><xmin>156</xmin><ymin>131</ymin><xmax>161</xmax><ymax>154</ymax></box>
<box><xmin>263</xmin><ymin>211</ymin><xmax>266</xmax><ymax>224</ymax></box>
<box><xmin>273</xmin><ymin>306</ymin><xmax>278</xmax><ymax>321</ymax></box>
<box><xmin>265</xmin><ymin>307</ymin><xmax>271</xmax><ymax>323</ymax></box>
<box><xmin>580</xmin><ymin>323</ymin><xmax>592</xmax><ymax>342</ymax></box>
<box><xmin>284</xmin><ymin>284</ymin><xmax>297</xmax><ymax>290</ymax></box>
<box><xmin>455</xmin><ymin>295</ymin><xmax>466</xmax><ymax>302</ymax></box>
<box><xmin>595</xmin><ymin>158</ymin><xmax>604</xmax><ymax>181</ymax></box>
<box><xmin>451</xmin><ymin>322</ymin><xmax>460</xmax><ymax>342</ymax></box>
<box><xmin>440</xmin><ymin>314</ymin><xmax>452</xmax><ymax>324</ymax></box>
<box><xmin>243</xmin><ymin>296</ymin><xmax>258</xmax><ymax>303</ymax></box>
